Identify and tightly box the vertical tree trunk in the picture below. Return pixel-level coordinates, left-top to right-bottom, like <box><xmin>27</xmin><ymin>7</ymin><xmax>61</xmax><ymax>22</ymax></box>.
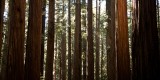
<box><xmin>61</xmin><ymin>1</ymin><xmax>66</xmax><ymax>79</ymax></box>
<box><xmin>68</xmin><ymin>0</ymin><xmax>72</xmax><ymax>79</ymax></box>
<box><xmin>61</xmin><ymin>33</ymin><xmax>66</xmax><ymax>80</ymax></box>
<box><xmin>40</xmin><ymin>0</ymin><xmax>46</xmax><ymax>77</ymax></box>
<box><xmin>96</xmin><ymin>0</ymin><xmax>100</xmax><ymax>79</ymax></box>
<box><xmin>87</xmin><ymin>0</ymin><xmax>94</xmax><ymax>79</ymax></box>
<box><xmin>6</xmin><ymin>0</ymin><xmax>25</xmax><ymax>79</ymax></box>
<box><xmin>107</xmin><ymin>0</ymin><xmax>117</xmax><ymax>80</ymax></box>
<box><xmin>132</xmin><ymin>0</ymin><xmax>160</xmax><ymax>80</ymax></box>
<box><xmin>25</xmin><ymin>0</ymin><xmax>42</xmax><ymax>79</ymax></box>
<box><xmin>131</xmin><ymin>0</ymin><xmax>139</xmax><ymax>79</ymax></box>
<box><xmin>117</xmin><ymin>0</ymin><xmax>131</xmax><ymax>80</ymax></box>
<box><xmin>73</xmin><ymin>0</ymin><xmax>81</xmax><ymax>79</ymax></box>
<box><xmin>45</xmin><ymin>0</ymin><xmax>55</xmax><ymax>80</ymax></box>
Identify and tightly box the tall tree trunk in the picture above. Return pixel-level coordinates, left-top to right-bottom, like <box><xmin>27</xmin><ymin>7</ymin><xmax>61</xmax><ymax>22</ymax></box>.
<box><xmin>132</xmin><ymin>0</ymin><xmax>160</xmax><ymax>80</ymax></box>
<box><xmin>6</xmin><ymin>0</ymin><xmax>25</xmax><ymax>79</ymax></box>
<box><xmin>45</xmin><ymin>0</ymin><xmax>55</xmax><ymax>80</ymax></box>
<box><xmin>87</xmin><ymin>0</ymin><xmax>94</xmax><ymax>79</ymax></box>
<box><xmin>96</xmin><ymin>0</ymin><xmax>100</xmax><ymax>79</ymax></box>
<box><xmin>117</xmin><ymin>0</ymin><xmax>131</xmax><ymax>80</ymax></box>
<box><xmin>68</xmin><ymin>0</ymin><xmax>72</xmax><ymax>80</ymax></box>
<box><xmin>61</xmin><ymin>1</ymin><xmax>66</xmax><ymax>79</ymax></box>
<box><xmin>40</xmin><ymin>0</ymin><xmax>46</xmax><ymax>77</ymax></box>
<box><xmin>25</xmin><ymin>0</ymin><xmax>42</xmax><ymax>79</ymax></box>
<box><xmin>107</xmin><ymin>0</ymin><xmax>117</xmax><ymax>80</ymax></box>
<box><xmin>61</xmin><ymin>33</ymin><xmax>66</xmax><ymax>80</ymax></box>
<box><xmin>131</xmin><ymin>0</ymin><xmax>139</xmax><ymax>79</ymax></box>
<box><xmin>73</xmin><ymin>0</ymin><xmax>81</xmax><ymax>79</ymax></box>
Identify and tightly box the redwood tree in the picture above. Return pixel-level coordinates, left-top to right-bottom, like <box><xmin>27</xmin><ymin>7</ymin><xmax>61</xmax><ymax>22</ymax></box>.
<box><xmin>25</xmin><ymin>0</ymin><xmax>42</xmax><ymax>79</ymax></box>
<box><xmin>87</xmin><ymin>0</ymin><xmax>94</xmax><ymax>79</ymax></box>
<box><xmin>73</xmin><ymin>0</ymin><xmax>82</xmax><ymax>79</ymax></box>
<box><xmin>106</xmin><ymin>0</ymin><xmax>116</xmax><ymax>80</ymax></box>
<box><xmin>6</xmin><ymin>0</ymin><xmax>25</xmax><ymax>79</ymax></box>
<box><xmin>61</xmin><ymin>1</ymin><xmax>66</xmax><ymax>79</ymax></box>
<box><xmin>61</xmin><ymin>33</ymin><xmax>66</xmax><ymax>80</ymax></box>
<box><xmin>95</xmin><ymin>0</ymin><xmax>100</xmax><ymax>79</ymax></box>
<box><xmin>117</xmin><ymin>0</ymin><xmax>131</xmax><ymax>80</ymax></box>
<box><xmin>132</xmin><ymin>0</ymin><xmax>160</xmax><ymax>80</ymax></box>
<box><xmin>45</xmin><ymin>0</ymin><xmax>55</xmax><ymax>79</ymax></box>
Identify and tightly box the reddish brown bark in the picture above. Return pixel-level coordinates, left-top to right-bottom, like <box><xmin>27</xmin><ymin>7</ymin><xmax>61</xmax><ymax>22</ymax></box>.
<box><xmin>25</xmin><ymin>0</ymin><xmax>42</xmax><ymax>80</ymax></box>
<box><xmin>132</xmin><ymin>0</ymin><xmax>160</xmax><ymax>80</ymax></box>
<box><xmin>6</xmin><ymin>0</ymin><xmax>25</xmax><ymax>80</ymax></box>
<box><xmin>117</xmin><ymin>0</ymin><xmax>131</xmax><ymax>80</ymax></box>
